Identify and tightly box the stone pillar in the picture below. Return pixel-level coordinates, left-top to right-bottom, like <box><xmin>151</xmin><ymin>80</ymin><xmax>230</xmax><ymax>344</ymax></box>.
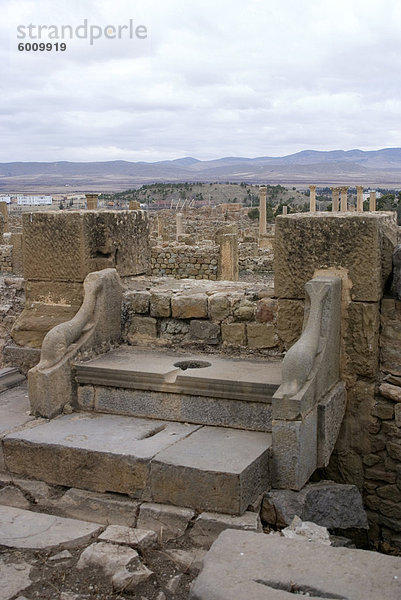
<box><xmin>259</xmin><ymin>186</ymin><xmax>267</xmax><ymax>236</ymax></box>
<box><xmin>176</xmin><ymin>212</ymin><xmax>184</xmax><ymax>240</ymax></box>
<box><xmin>129</xmin><ymin>200</ymin><xmax>140</xmax><ymax>210</ymax></box>
<box><xmin>340</xmin><ymin>187</ymin><xmax>348</xmax><ymax>212</ymax></box>
<box><xmin>85</xmin><ymin>194</ymin><xmax>99</xmax><ymax>210</ymax></box>
<box><xmin>331</xmin><ymin>187</ymin><xmax>340</xmax><ymax>212</ymax></box>
<box><xmin>218</xmin><ymin>233</ymin><xmax>239</xmax><ymax>281</ymax></box>
<box><xmin>274</xmin><ymin>212</ymin><xmax>398</xmax><ymax>495</ymax></box>
<box><xmin>0</xmin><ymin>202</ymin><xmax>9</xmax><ymax>233</ymax></box>
<box><xmin>369</xmin><ymin>191</ymin><xmax>376</xmax><ymax>211</ymax></box>
<box><xmin>309</xmin><ymin>185</ymin><xmax>316</xmax><ymax>212</ymax></box>
<box><xmin>356</xmin><ymin>186</ymin><xmax>364</xmax><ymax>212</ymax></box>
<box><xmin>282</xmin><ymin>205</ymin><xmax>288</xmax><ymax>215</ymax></box>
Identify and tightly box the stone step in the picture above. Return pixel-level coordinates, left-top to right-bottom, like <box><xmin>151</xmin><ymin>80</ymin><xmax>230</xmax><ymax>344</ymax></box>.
<box><xmin>3</xmin><ymin>411</ymin><xmax>272</xmax><ymax>515</ymax></box>
<box><xmin>75</xmin><ymin>346</ymin><xmax>281</xmax><ymax>432</ymax></box>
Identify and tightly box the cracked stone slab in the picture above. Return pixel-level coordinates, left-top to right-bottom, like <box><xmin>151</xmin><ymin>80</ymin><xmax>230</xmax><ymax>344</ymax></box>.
<box><xmin>190</xmin><ymin>529</ymin><xmax>401</xmax><ymax>600</ymax></box>
<box><xmin>3</xmin><ymin>412</ymin><xmax>200</xmax><ymax>495</ymax></box>
<box><xmin>0</xmin><ymin>505</ymin><xmax>102</xmax><ymax>549</ymax></box>
<box><xmin>0</xmin><ymin>559</ymin><xmax>32</xmax><ymax>600</ymax></box>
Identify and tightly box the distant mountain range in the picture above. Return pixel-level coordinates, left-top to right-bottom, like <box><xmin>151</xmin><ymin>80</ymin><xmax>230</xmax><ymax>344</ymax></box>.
<box><xmin>1</xmin><ymin>148</ymin><xmax>401</xmax><ymax>192</ymax></box>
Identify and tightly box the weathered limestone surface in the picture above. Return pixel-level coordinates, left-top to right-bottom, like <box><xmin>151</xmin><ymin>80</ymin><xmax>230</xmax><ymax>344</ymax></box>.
<box><xmin>391</xmin><ymin>245</ymin><xmax>401</xmax><ymax>300</ymax></box>
<box><xmin>150</xmin><ymin>426</ymin><xmax>271</xmax><ymax>514</ymax></box>
<box><xmin>0</xmin><ymin>383</ymin><xmax>33</xmax><ymax>471</ymax></box>
<box><xmin>0</xmin><ymin>505</ymin><xmax>102</xmax><ymax>549</ymax></box>
<box><xmin>22</xmin><ymin>210</ymin><xmax>149</xmax><ymax>281</ymax></box>
<box><xmin>0</xmin><ymin>558</ymin><xmax>32</xmax><ymax>600</ymax></box>
<box><xmin>274</xmin><ymin>212</ymin><xmax>398</xmax><ymax>301</ymax></box>
<box><xmin>57</xmin><ymin>488</ymin><xmax>140</xmax><ymax>527</ymax></box>
<box><xmin>137</xmin><ymin>503</ymin><xmax>194</xmax><ymax>542</ymax></box>
<box><xmin>4</xmin><ymin>413</ymin><xmax>199</xmax><ymax>496</ymax></box>
<box><xmin>80</xmin><ymin>385</ymin><xmax>273</xmax><ymax>432</ymax></box>
<box><xmin>276</xmin><ymin>299</ymin><xmax>304</xmax><ymax>350</ymax></box>
<box><xmin>28</xmin><ymin>268</ymin><xmax>122</xmax><ymax>417</ymax></box>
<box><xmin>190</xmin><ymin>530</ymin><xmax>401</xmax><ymax>600</ymax></box>
<box><xmin>189</xmin><ymin>511</ymin><xmax>262</xmax><ymax>548</ymax></box>
<box><xmin>12</xmin><ymin>210</ymin><xmax>149</xmax><ymax>348</ymax></box>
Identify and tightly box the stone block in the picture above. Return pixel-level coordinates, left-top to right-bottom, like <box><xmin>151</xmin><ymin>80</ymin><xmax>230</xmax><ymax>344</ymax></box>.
<box><xmin>208</xmin><ymin>293</ymin><xmax>230</xmax><ymax>321</ymax></box>
<box><xmin>150</xmin><ymin>292</ymin><xmax>171</xmax><ymax>317</ymax></box>
<box><xmin>11</xmin><ymin>303</ymin><xmax>79</xmax><ymax>348</ymax></box>
<box><xmin>150</xmin><ymin>426</ymin><xmax>271</xmax><ymax>514</ymax></box>
<box><xmin>189</xmin><ymin>320</ymin><xmax>220</xmax><ymax>344</ymax></box>
<box><xmin>274</xmin><ymin>212</ymin><xmax>398</xmax><ymax>301</ymax></box>
<box><xmin>25</xmin><ymin>280</ymin><xmax>84</xmax><ymax>306</ymax></box>
<box><xmin>126</xmin><ymin>290</ymin><xmax>150</xmax><ymax>314</ymax></box>
<box><xmin>98</xmin><ymin>525</ymin><xmax>157</xmax><ymax>549</ymax></box>
<box><xmin>317</xmin><ymin>382</ymin><xmax>346</xmax><ymax>468</ymax></box>
<box><xmin>345</xmin><ymin>302</ymin><xmax>380</xmax><ymax>377</ymax></box>
<box><xmin>4</xmin><ymin>412</ymin><xmax>199</xmax><ymax>496</ymax></box>
<box><xmin>379</xmin><ymin>383</ymin><xmax>401</xmax><ymax>402</ymax></box>
<box><xmin>246</xmin><ymin>323</ymin><xmax>276</xmax><ymax>349</ymax></box>
<box><xmin>22</xmin><ymin>210</ymin><xmax>150</xmax><ymax>281</ymax></box>
<box><xmin>171</xmin><ymin>294</ymin><xmax>208</xmax><ymax>319</ymax></box>
<box><xmin>232</xmin><ymin>298</ymin><xmax>255</xmax><ymax>321</ymax></box>
<box><xmin>0</xmin><ymin>505</ymin><xmax>103</xmax><ymax>550</ymax></box>
<box><xmin>277</xmin><ymin>298</ymin><xmax>304</xmax><ymax>349</ymax></box>
<box><xmin>272</xmin><ymin>406</ymin><xmax>318</xmax><ymax>490</ymax></box>
<box><xmin>221</xmin><ymin>322</ymin><xmax>246</xmax><ymax>345</ymax></box>
<box><xmin>77</xmin><ymin>541</ymin><xmax>140</xmax><ymax>576</ymax></box>
<box><xmin>302</xmin><ymin>481</ymin><xmax>368</xmax><ymax>529</ymax></box>
<box><xmin>137</xmin><ymin>502</ymin><xmax>194</xmax><ymax>542</ymax></box>
<box><xmin>391</xmin><ymin>244</ymin><xmax>401</xmax><ymax>299</ymax></box>
<box><xmin>189</xmin><ymin>511</ymin><xmax>262</xmax><ymax>548</ymax></box>
<box><xmin>57</xmin><ymin>488</ymin><xmax>140</xmax><ymax>527</ymax></box>
<box><xmin>395</xmin><ymin>403</ymin><xmax>401</xmax><ymax>427</ymax></box>
<box><xmin>190</xmin><ymin>530</ymin><xmax>401</xmax><ymax>600</ymax></box>
<box><xmin>128</xmin><ymin>316</ymin><xmax>157</xmax><ymax>340</ymax></box>
<box><xmin>255</xmin><ymin>297</ymin><xmax>277</xmax><ymax>323</ymax></box>
<box><xmin>76</xmin><ymin>385</ymin><xmax>95</xmax><ymax>411</ymax></box>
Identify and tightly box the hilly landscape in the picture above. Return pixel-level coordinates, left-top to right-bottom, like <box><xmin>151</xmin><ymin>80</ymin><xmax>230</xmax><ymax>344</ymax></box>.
<box><xmin>1</xmin><ymin>148</ymin><xmax>401</xmax><ymax>192</ymax></box>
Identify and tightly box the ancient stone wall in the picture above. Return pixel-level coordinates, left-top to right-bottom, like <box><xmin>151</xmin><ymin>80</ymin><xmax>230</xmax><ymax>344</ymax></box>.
<box><xmin>274</xmin><ymin>211</ymin><xmax>401</xmax><ymax>551</ymax></box>
<box><xmin>123</xmin><ymin>280</ymin><xmax>282</xmax><ymax>355</ymax></box>
<box><xmin>0</xmin><ymin>245</ymin><xmax>12</xmax><ymax>273</ymax></box>
<box><xmin>11</xmin><ymin>210</ymin><xmax>150</xmax><ymax>348</ymax></box>
<box><xmin>363</xmin><ymin>297</ymin><xmax>401</xmax><ymax>551</ymax></box>
<box><xmin>151</xmin><ymin>244</ymin><xmax>219</xmax><ymax>280</ymax></box>
<box><xmin>0</xmin><ymin>276</ymin><xmax>25</xmax><ymax>367</ymax></box>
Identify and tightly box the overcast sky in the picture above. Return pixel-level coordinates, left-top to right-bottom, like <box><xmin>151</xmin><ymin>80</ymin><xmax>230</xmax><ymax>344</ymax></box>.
<box><xmin>2</xmin><ymin>0</ymin><xmax>401</xmax><ymax>162</ymax></box>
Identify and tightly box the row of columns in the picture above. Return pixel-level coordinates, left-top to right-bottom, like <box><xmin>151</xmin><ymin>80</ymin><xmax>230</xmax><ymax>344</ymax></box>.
<box><xmin>309</xmin><ymin>185</ymin><xmax>377</xmax><ymax>213</ymax></box>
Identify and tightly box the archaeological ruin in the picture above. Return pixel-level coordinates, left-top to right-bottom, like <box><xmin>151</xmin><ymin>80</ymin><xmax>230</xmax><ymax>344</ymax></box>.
<box><xmin>0</xmin><ymin>185</ymin><xmax>401</xmax><ymax>598</ymax></box>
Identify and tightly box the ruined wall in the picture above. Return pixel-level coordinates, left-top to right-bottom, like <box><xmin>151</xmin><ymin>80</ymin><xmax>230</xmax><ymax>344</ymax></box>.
<box><xmin>274</xmin><ymin>211</ymin><xmax>401</xmax><ymax>551</ymax></box>
<box><xmin>363</xmin><ymin>297</ymin><xmax>401</xmax><ymax>551</ymax></box>
<box><xmin>0</xmin><ymin>277</ymin><xmax>25</xmax><ymax>367</ymax></box>
<box><xmin>0</xmin><ymin>245</ymin><xmax>12</xmax><ymax>273</ymax></box>
<box><xmin>11</xmin><ymin>210</ymin><xmax>150</xmax><ymax>348</ymax></box>
<box><xmin>151</xmin><ymin>244</ymin><xmax>219</xmax><ymax>280</ymax></box>
<box><xmin>123</xmin><ymin>280</ymin><xmax>282</xmax><ymax>355</ymax></box>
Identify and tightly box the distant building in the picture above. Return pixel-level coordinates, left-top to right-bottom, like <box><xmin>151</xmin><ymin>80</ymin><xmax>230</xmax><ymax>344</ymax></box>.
<box><xmin>16</xmin><ymin>195</ymin><xmax>52</xmax><ymax>206</ymax></box>
<box><xmin>0</xmin><ymin>196</ymin><xmax>11</xmax><ymax>204</ymax></box>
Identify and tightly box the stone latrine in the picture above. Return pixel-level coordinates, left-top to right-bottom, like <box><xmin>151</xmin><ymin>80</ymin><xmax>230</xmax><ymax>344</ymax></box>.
<box><xmin>10</xmin><ymin>210</ymin><xmax>150</xmax><ymax>349</ymax></box>
<box><xmin>274</xmin><ymin>211</ymin><xmax>401</xmax><ymax>549</ymax></box>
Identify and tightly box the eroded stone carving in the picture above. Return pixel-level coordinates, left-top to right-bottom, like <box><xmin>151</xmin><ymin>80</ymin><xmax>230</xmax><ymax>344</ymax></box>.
<box><xmin>272</xmin><ymin>275</ymin><xmax>344</xmax><ymax>490</ymax></box>
<box><xmin>28</xmin><ymin>268</ymin><xmax>122</xmax><ymax>418</ymax></box>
